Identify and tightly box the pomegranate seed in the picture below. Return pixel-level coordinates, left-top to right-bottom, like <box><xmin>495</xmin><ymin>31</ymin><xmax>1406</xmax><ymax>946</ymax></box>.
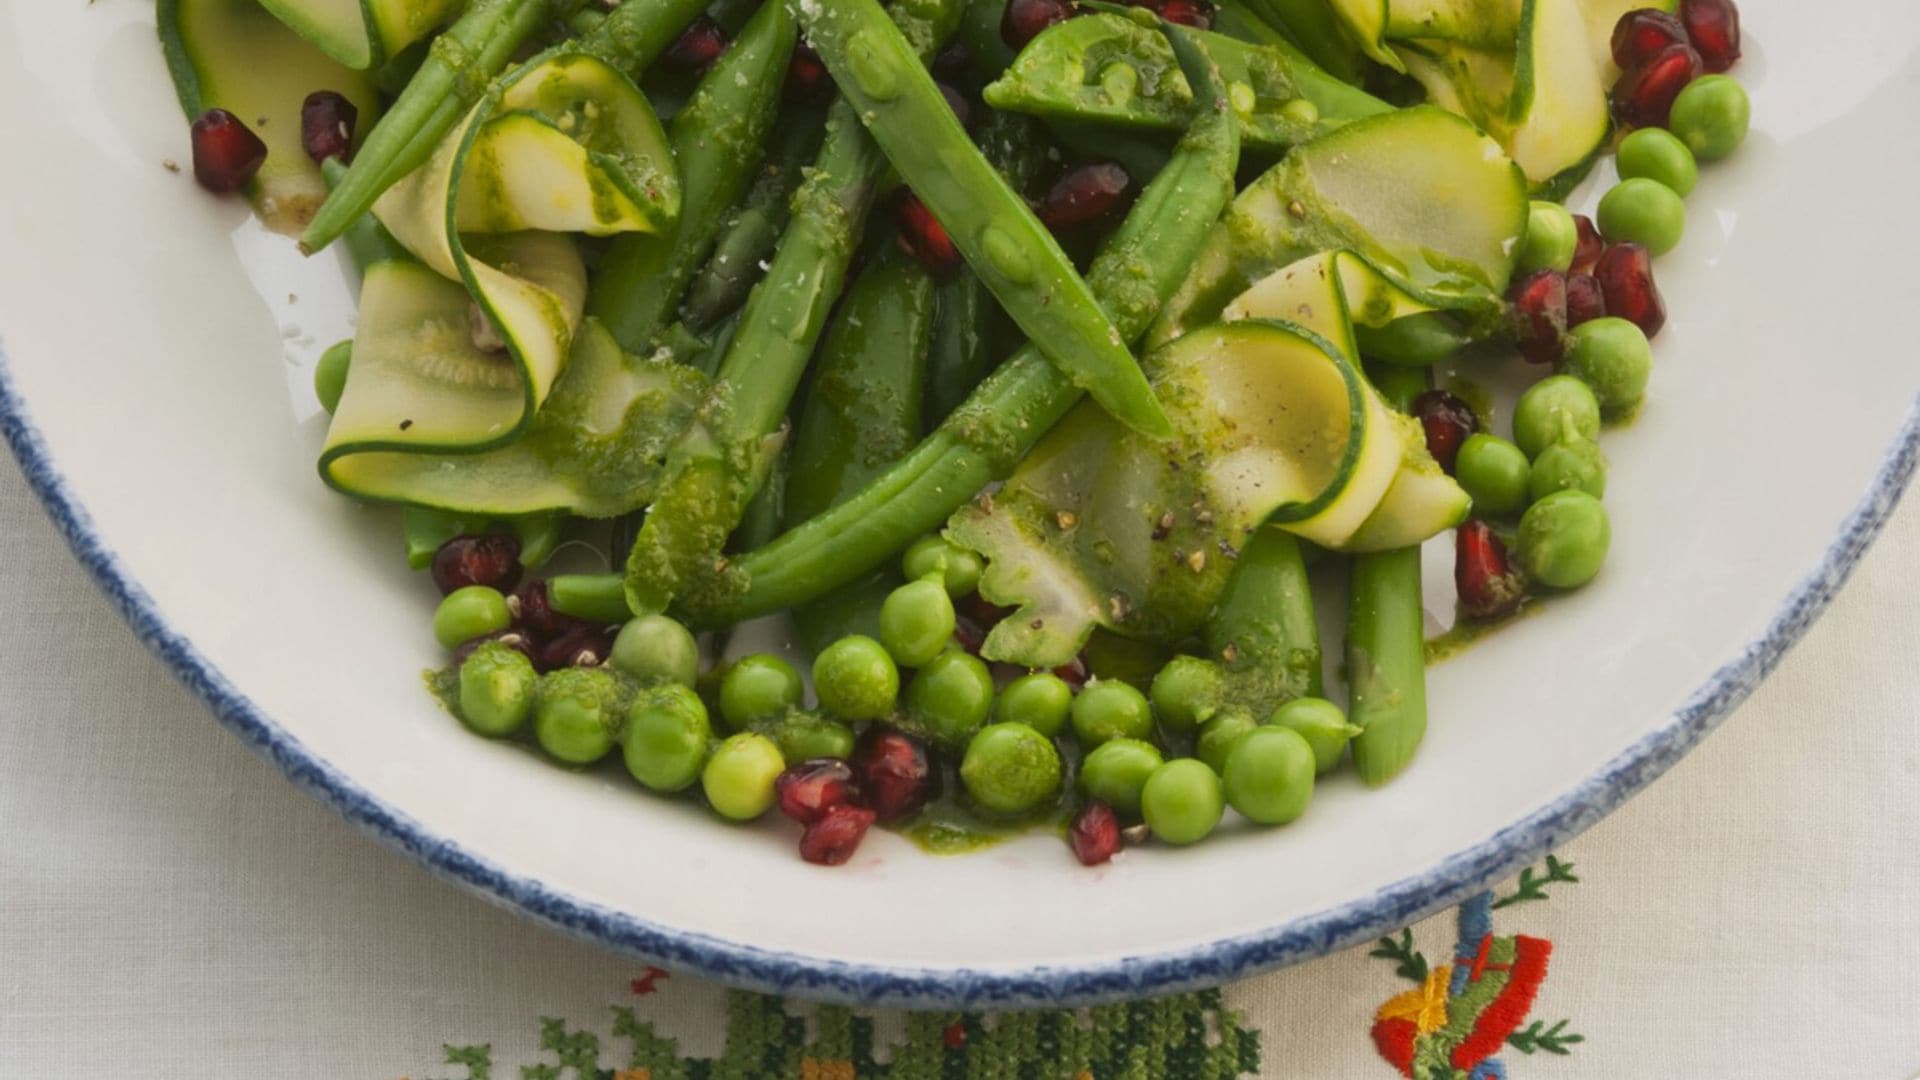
<box><xmin>1508</xmin><ymin>268</ymin><xmax>1569</xmax><ymax>365</ymax></box>
<box><xmin>537</xmin><ymin>624</ymin><xmax>614</xmax><ymax>672</ymax></box>
<box><xmin>952</xmin><ymin>613</ymin><xmax>987</xmax><ymax>655</ymax></box>
<box><xmin>1610</xmin><ymin>9</ymin><xmax>1687</xmax><ymax>70</ymax></box>
<box><xmin>1455</xmin><ymin>521</ymin><xmax>1526</xmax><ymax>622</ymax></box>
<box><xmin>430</xmin><ymin>534</ymin><xmax>523</xmax><ymax>595</ymax></box>
<box><xmin>937</xmin><ymin>82</ymin><xmax>974</xmax><ymax>129</ymax></box>
<box><xmin>1594</xmin><ymin>243</ymin><xmax>1666</xmax><ymax>338</ymax></box>
<box><xmin>799</xmin><ymin>803</ymin><xmax>877</xmax><ymax>865</ymax></box>
<box><xmin>775</xmin><ymin>758</ymin><xmax>859</xmax><ymax>824</ymax></box>
<box><xmin>300</xmin><ymin>91</ymin><xmax>358</xmax><ymax>165</ymax></box>
<box><xmin>1038</xmin><ymin>163</ymin><xmax>1133</xmax><ymax>232</ymax></box>
<box><xmin>1565</xmin><ymin>271</ymin><xmax>1607</xmax><ymax>328</ymax></box>
<box><xmin>1069</xmin><ymin>800</ymin><xmax>1122</xmax><ymax>865</ymax></box>
<box><xmin>664</xmin><ymin>16</ymin><xmax>728</xmax><ymax>71</ymax></box>
<box><xmin>1610</xmin><ymin>42</ymin><xmax>1701</xmax><ymax>129</ymax></box>
<box><xmin>1001</xmin><ymin>0</ymin><xmax>1074</xmax><ymax>50</ymax></box>
<box><xmin>1157</xmin><ymin>0</ymin><xmax>1214</xmax><ymax>28</ymax></box>
<box><xmin>943</xmin><ymin>1022</ymin><xmax>968</xmax><ymax>1049</ymax></box>
<box><xmin>850</xmin><ymin>727</ymin><xmax>937</xmax><ymax>822</ymax></box>
<box><xmin>785</xmin><ymin>42</ymin><xmax>833</xmax><ymax>103</ymax></box>
<box><xmin>1411</xmin><ymin>389</ymin><xmax>1478</xmax><ymax>473</ymax></box>
<box><xmin>1571</xmin><ymin>214</ymin><xmax>1603</xmax><ymax>274</ymax></box>
<box><xmin>1680</xmin><ymin>0</ymin><xmax>1740</xmax><ymax>72</ymax></box>
<box><xmin>1052</xmin><ymin>655</ymin><xmax>1090</xmax><ymax>689</ymax></box>
<box><xmin>509</xmin><ymin>579</ymin><xmax>562</xmax><ymax>637</ymax></box>
<box><xmin>893</xmin><ymin>190</ymin><xmax>963</xmax><ymax>276</ymax></box>
<box><xmin>189</xmin><ymin>109</ymin><xmax>267</xmax><ymax>194</ymax></box>
<box><xmin>933</xmin><ymin>42</ymin><xmax>972</xmax><ymax>84</ymax></box>
<box><xmin>451</xmin><ymin>628</ymin><xmax>538</xmax><ymax>667</ymax></box>
<box><xmin>965</xmin><ymin>594</ymin><xmax>1013</xmax><ymax>627</ymax></box>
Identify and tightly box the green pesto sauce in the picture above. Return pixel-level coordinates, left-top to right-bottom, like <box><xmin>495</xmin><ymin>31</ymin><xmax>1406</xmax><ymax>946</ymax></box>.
<box><xmin>1425</xmin><ymin>595</ymin><xmax>1551</xmax><ymax>663</ymax></box>
<box><xmin>897</xmin><ymin>796</ymin><xmax>1068</xmax><ymax>855</ymax></box>
<box><xmin>1603</xmin><ymin>398</ymin><xmax>1642</xmax><ymax>430</ymax></box>
<box><xmin>424</xmin><ymin>666</ymin><xmax>461</xmax><ymax>717</ymax></box>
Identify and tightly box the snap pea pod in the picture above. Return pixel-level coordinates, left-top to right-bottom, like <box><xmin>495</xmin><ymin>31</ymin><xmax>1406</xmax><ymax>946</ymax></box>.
<box><xmin>925</xmin><ymin>111</ymin><xmax>1048</xmax><ymax>423</ymax></box>
<box><xmin>622</xmin><ymin>0</ymin><xmax>965</xmax><ymax>617</ymax></box>
<box><xmin>982</xmin><ymin>13</ymin><xmax>1389</xmax><ymax>155</ymax></box>
<box><xmin>1204</xmin><ymin>523</ymin><xmax>1322</xmax><ymax>703</ymax></box>
<box><xmin>1346</xmin><ymin>545</ymin><xmax>1426</xmax><ymax>786</ymax></box>
<box><xmin>1232</xmin><ymin>0</ymin><xmax>1369</xmax><ymax>86</ymax></box>
<box><xmin>796</xmin><ymin>0</ymin><xmax>1172</xmax><ymax>439</ymax></box>
<box><xmin>787</xmin><ymin>250</ymin><xmax>936</xmax><ymax>650</ymax></box>
<box><xmin>679</xmin><ymin>16</ymin><xmax>1238</xmax><ymax>627</ymax></box>
<box><xmin>680</xmin><ymin>116</ymin><xmax>824</xmax><ymax>332</ymax></box>
<box><xmin>590</xmin><ymin>0</ymin><xmax>800</xmax><ymax>351</ymax></box>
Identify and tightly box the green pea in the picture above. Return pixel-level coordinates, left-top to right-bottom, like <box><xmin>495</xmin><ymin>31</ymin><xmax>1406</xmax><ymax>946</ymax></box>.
<box><xmin>534</xmin><ymin>667</ymin><xmax>623</xmax><ymax>765</ymax></box>
<box><xmin>701</xmin><ymin>732</ymin><xmax>786</xmax><ymax>821</ymax></box>
<box><xmin>1454</xmin><ymin>434</ymin><xmax>1531</xmax><ymax>518</ymax></box>
<box><xmin>812</xmin><ymin>635</ymin><xmax>900</xmax><ymax>721</ymax></box>
<box><xmin>1512</xmin><ymin>375</ymin><xmax>1602</xmax><ymax>459</ymax></box>
<box><xmin>1563</xmin><ymin>317</ymin><xmax>1653</xmax><ymax>415</ymax></box>
<box><xmin>1140</xmin><ymin>758</ymin><xmax>1225</xmax><ymax>846</ymax></box>
<box><xmin>1269</xmin><ymin>696</ymin><xmax>1358</xmax><ymax>775</ymax></box>
<box><xmin>960</xmin><ymin>722</ymin><xmax>1063</xmax><ymax>816</ymax></box>
<box><xmin>1149</xmin><ymin>655</ymin><xmax>1224</xmax><ymax>732</ymax></box>
<box><xmin>1516</xmin><ymin>200</ymin><xmax>1577</xmax><ymax>274</ymax></box>
<box><xmin>1195</xmin><ymin>707</ymin><xmax>1258</xmax><ymax>774</ymax></box>
<box><xmin>1597</xmin><ymin>177</ymin><xmax>1685</xmax><ymax>256</ymax></box>
<box><xmin>1529</xmin><ymin>437</ymin><xmax>1608</xmax><ymax>501</ymax></box>
<box><xmin>718</xmin><ymin>654</ymin><xmax>803</xmax><ymax>730</ymax></box>
<box><xmin>1070</xmin><ymin>679</ymin><xmax>1154</xmax><ymax>748</ymax></box>
<box><xmin>314</xmin><ymin>340</ymin><xmax>351</xmax><ymax>414</ymax></box>
<box><xmin>609</xmin><ymin>614</ymin><xmax>700</xmax><ymax>688</ymax></box>
<box><xmin>456</xmin><ymin>640</ymin><xmax>537</xmax><ymax>737</ymax></box>
<box><xmin>1078</xmin><ymin>737</ymin><xmax>1164</xmax><ymax>817</ymax></box>
<box><xmin>1615</xmin><ymin>128</ymin><xmax>1698</xmax><ymax>197</ymax></box>
<box><xmin>1668</xmin><ymin>75</ymin><xmax>1749</xmax><ymax>162</ymax></box>
<box><xmin>433</xmin><ymin>585</ymin><xmax>511</xmax><ymax>650</ymax></box>
<box><xmin>623</xmin><ymin>683</ymin><xmax>710</xmax><ymax>793</ymax></box>
<box><xmin>1223</xmin><ymin>726</ymin><xmax>1316</xmax><ymax>826</ymax></box>
<box><xmin>771</xmin><ymin>713</ymin><xmax>857</xmax><ymax>762</ymax></box>
<box><xmin>1516</xmin><ymin>490</ymin><xmax>1612</xmax><ymax>589</ymax></box>
<box><xmin>906</xmin><ymin>649</ymin><xmax>995</xmax><ymax>746</ymax></box>
<box><xmin>879</xmin><ymin>578</ymin><xmax>956</xmax><ymax>668</ymax></box>
<box><xmin>901</xmin><ymin>534</ymin><xmax>984</xmax><ymax>598</ymax></box>
<box><xmin>994</xmin><ymin>672</ymin><xmax>1073</xmax><ymax>737</ymax></box>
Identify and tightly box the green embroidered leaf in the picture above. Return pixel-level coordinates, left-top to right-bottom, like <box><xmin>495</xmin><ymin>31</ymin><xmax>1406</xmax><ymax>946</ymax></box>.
<box><xmin>1492</xmin><ymin>854</ymin><xmax>1580</xmax><ymax>909</ymax></box>
<box><xmin>1508</xmin><ymin>1018</ymin><xmax>1585</xmax><ymax>1055</ymax></box>
<box><xmin>1369</xmin><ymin>928</ymin><xmax>1429</xmax><ymax>983</ymax></box>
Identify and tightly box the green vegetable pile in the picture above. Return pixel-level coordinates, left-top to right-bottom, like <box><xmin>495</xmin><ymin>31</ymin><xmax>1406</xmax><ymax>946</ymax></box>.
<box><xmin>161</xmin><ymin>0</ymin><xmax>1749</xmax><ymax>864</ymax></box>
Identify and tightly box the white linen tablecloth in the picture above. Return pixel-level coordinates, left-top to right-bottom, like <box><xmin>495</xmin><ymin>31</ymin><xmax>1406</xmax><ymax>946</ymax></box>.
<box><xmin>1</xmin><ymin>455</ymin><xmax>1915</xmax><ymax>1078</ymax></box>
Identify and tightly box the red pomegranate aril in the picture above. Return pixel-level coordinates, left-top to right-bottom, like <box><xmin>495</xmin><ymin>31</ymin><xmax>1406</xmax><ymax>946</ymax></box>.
<box><xmin>508</xmin><ymin>579</ymin><xmax>563</xmax><ymax>637</ymax></box>
<box><xmin>1052</xmin><ymin>654</ymin><xmax>1090</xmax><ymax>689</ymax></box>
<box><xmin>451</xmin><ymin>628</ymin><xmax>538</xmax><ymax>667</ymax></box>
<box><xmin>189</xmin><ymin>108</ymin><xmax>267</xmax><ymax>194</ymax></box>
<box><xmin>1564</xmin><ymin>271</ymin><xmax>1607</xmax><ymax>328</ymax></box>
<box><xmin>537</xmin><ymin>624</ymin><xmax>614</xmax><ymax>672</ymax></box>
<box><xmin>664</xmin><ymin>16</ymin><xmax>728</xmax><ymax>71</ymax></box>
<box><xmin>431</xmin><ymin>534</ymin><xmax>523</xmax><ymax>595</ymax></box>
<box><xmin>952</xmin><ymin>613</ymin><xmax>987</xmax><ymax>656</ymax></box>
<box><xmin>799</xmin><ymin>803</ymin><xmax>877</xmax><ymax>865</ymax></box>
<box><xmin>1680</xmin><ymin>0</ymin><xmax>1740</xmax><ymax>72</ymax></box>
<box><xmin>1508</xmin><ymin>268</ymin><xmax>1569</xmax><ymax>365</ymax></box>
<box><xmin>1594</xmin><ymin>242</ymin><xmax>1666</xmax><ymax>338</ymax></box>
<box><xmin>1610</xmin><ymin>42</ymin><xmax>1701</xmax><ymax>129</ymax></box>
<box><xmin>1411</xmin><ymin>389</ymin><xmax>1478</xmax><ymax>474</ymax></box>
<box><xmin>1069</xmin><ymin>800</ymin><xmax>1122</xmax><ymax>865</ymax></box>
<box><xmin>1038</xmin><ymin>162</ymin><xmax>1132</xmax><ymax>232</ymax></box>
<box><xmin>775</xmin><ymin>758</ymin><xmax>860</xmax><ymax>825</ymax></box>
<box><xmin>1455</xmin><ymin>521</ymin><xmax>1526</xmax><ymax>622</ymax></box>
<box><xmin>785</xmin><ymin>43</ymin><xmax>833</xmax><ymax>103</ymax></box>
<box><xmin>937</xmin><ymin>82</ymin><xmax>974</xmax><ymax>129</ymax></box>
<box><xmin>894</xmin><ymin>190</ymin><xmax>963</xmax><ymax>276</ymax></box>
<box><xmin>1609</xmin><ymin>8</ymin><xmax>1687</xmax><ymax>70</ymax></box>
<box><xmin>1002</xmin><ymin>0</ymin><xmax>1074</xmax><ymax>50</ymax></box>
<box><xmin>300</xmin><ymin>90</ymin><xmax>358</xmax><ymax>165</ymax></box>
<box><xmin>1157</xmin><ymin>0</ymin><xmax>1214</xmax><ymax>28</ymax></box>
<box><xmin>1571</xmin><ymin>214</ymin><xmax>1603</xmax><ymax>274</ymax></box>
<box><xmin>850</xmin><ymin>727</ymin><xmax>937</xmax><ymax>822</ymax></box>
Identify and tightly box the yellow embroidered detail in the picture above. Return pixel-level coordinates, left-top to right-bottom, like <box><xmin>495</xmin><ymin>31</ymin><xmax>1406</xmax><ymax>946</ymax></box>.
<box><xmin>1374</xmin><ymin>965</ymin><xmax>1453</xmax><ymax>1035</ymax></box>
<box><xmin>802</xmin><ymin>1059</ymin><xmax>856</xmax><ymax>1080</ymax></box>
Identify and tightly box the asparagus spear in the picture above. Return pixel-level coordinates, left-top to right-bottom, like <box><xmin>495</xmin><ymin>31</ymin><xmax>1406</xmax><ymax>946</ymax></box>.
<box><xmin>1346</xmin><ymin>545</ymin><xmax>1427</xmax><ymax>785</ymax></box>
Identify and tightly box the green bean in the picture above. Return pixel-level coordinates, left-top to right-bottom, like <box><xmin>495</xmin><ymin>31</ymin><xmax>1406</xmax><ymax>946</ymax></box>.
<box><xmin>622</xmin><ymin>0</ymin><xmax>966</xmax><ymax>616</ymax></box>
<box><xmin>589</xmin><ymin>0</ymin><xmax>800</xmax><ymax>351</ymax></box>
<box><xmin>681</xmin><ymin>16</ymin><xmax>1239</xmax><ymax>626</ymax></box>
<box><xmin>705</xmin><ymin>0</ymin><xmax>763</xmax><ymax>33</ymax></box>
<box><xmin>1355</xmin><ymin>312</ymin><xmax>1472</xmax><ymax>367</ymax></box>
<box><xmin>731</xmin><ymin>442</ymin><xmax>789</xmax><ymax>554</ymax></box>
<box><xmin>548</xmin><ymin>572</ymin><xmax>636</xmax><ymax>624</ymax></box>
<box><xmin>797</xmin><ymin>0</ymin><xmax>1172</xmax><ymax>439</ymax></box>
<box><xmin>1347</xmin><ymin>546</ymin><xmax>1426</xmax><ymax>786</ymax></box>
<box><xmin>1365</xmin><ymin>362</ymin><xmax>1431</xmax><ymax>414</ymax></box>
<box><xmin>680</xmin><ymin>117</ymin><xmax>824</xmax><ymax>332</ymax></box>
<box><xmin>1204</xmin><ymin>523</ymin><xmax>1322</xmax><ymax>703</ymax></box>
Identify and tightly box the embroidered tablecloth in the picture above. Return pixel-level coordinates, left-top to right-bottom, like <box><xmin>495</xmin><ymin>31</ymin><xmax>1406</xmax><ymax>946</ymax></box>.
<box><xmin>1</xmin><ymin>456</ymin><xmax>1915</xmax><ymax>1078</ymax></box>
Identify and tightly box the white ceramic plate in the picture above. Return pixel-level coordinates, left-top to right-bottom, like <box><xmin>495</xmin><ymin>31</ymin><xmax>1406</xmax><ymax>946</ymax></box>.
<box><xmin>2</xmin><ymin>0</ymin><xmax>1915</xmax><ymax>1007</ymax></box>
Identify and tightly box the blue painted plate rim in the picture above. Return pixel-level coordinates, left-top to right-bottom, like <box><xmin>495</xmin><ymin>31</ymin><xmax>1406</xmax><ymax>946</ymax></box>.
<box><xmin>2</xmin><ymin>338</ymin><xmax>1914</xmax><ymax>1007</ymax></box>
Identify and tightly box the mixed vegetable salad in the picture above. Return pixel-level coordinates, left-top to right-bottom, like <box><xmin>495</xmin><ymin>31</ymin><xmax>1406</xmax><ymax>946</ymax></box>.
<box><xmin>160</xmin><ymin>0</ymin><xmax>1749</xmax><ymax>866</ymax></box>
